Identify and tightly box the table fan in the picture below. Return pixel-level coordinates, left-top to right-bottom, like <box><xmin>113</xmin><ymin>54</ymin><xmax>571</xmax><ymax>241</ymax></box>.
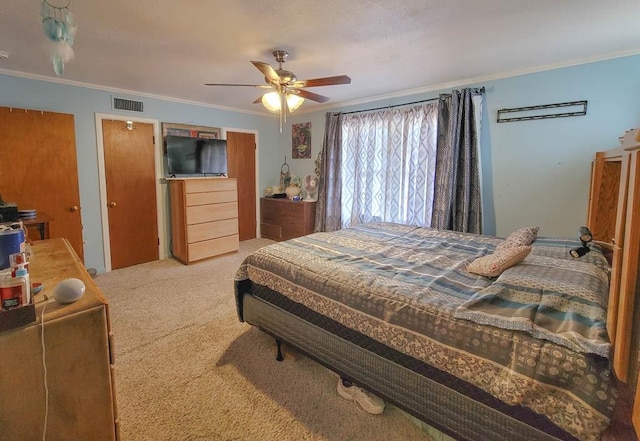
<box><xmin>303</xmin><ymin>174</ymin><xmax>319</xmax><ymax>201</ymax></box>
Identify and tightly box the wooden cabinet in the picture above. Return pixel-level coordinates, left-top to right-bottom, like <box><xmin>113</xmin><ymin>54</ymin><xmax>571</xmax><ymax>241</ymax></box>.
<box><xmin>0</xmin><ymin>238</ymin><xmax>118</xmax><ymax>441</ymax></box>
<box><xmin>590</xmin><ymin>129</ymin><xmax>640</xmax><ymax>438</ymax></box>
<box><xmin>588</xmin><ymin>148</ymin><xmax>622</xmax><ymax>243</ymax></box>
<box><xmin>260</xmin><ymin>197</ymin><xmax>316</xmax><ymax>241</ymax></box>
<box><xmin>590</xmin><ymin>129</ymin><xmax>640</xmax><ymax>382</ymax></box>
<box><xmin>169</xmin><ymin>178</ymin><xmax>239</xmax><ymax>264</ymax></box>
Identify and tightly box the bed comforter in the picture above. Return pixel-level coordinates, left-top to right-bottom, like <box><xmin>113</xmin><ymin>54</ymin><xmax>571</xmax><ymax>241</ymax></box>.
<box><xmin>234</xmin><ymin>222</ymin><xmax>617</xmax><ymax>441</ymax></box>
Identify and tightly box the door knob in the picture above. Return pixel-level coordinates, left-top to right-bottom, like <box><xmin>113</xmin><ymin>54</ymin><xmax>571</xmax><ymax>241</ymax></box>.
<box><xmin>109</xmin><ymin>202</ymin><xmax>117</xmax><ymax>208</ymax></box>
<box><xmin>70</xmin><ymin>205</ymin><xmax>79</xmax><ymax>212</ymax></box>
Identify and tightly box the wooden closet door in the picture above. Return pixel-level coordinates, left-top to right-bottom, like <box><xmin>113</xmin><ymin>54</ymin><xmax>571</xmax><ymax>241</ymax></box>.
<box><xmin>226</xmin><ymin>131</ymin><xmax>256</xmax><ymax>241</ymax></box>
<box><xmin>0</xmin><ymin>107</ymin><xmax>84</xmax><ymax>260</ymax></box>
<box><xmin>102</xmin><ymin>119</ymin><xmax>159</xmax><ymax>269</ymax></box>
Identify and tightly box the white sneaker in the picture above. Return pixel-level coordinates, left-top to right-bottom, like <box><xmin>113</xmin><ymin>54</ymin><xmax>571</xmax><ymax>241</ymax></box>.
<box><xmin>337</xmin><ymin>378</ymin><xmax>385</xmax><ymax>414</ymax></box>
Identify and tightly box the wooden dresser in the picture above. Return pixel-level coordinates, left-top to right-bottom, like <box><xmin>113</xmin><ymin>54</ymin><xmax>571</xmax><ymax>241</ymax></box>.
<box><xmin>260</xmin><ymin>197</ymin><xmax>317</xmax><ymax>241</ymax></box>
<box><xmin>0</xmin><ymin>238</ymin><xmax>118</xmax><ymax>441</ymax></box>
<box><xmin>169</xmin><ymin>178</ymin><xmax>239</xmax><ymax>264</ymax></box>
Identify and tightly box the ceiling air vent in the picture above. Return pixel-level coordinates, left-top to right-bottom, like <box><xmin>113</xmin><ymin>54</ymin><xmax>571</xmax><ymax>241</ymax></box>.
<box><xmin>112</xmin><ymin>97</ymin><xmax>144</xmax><ymax>112</ymax></box>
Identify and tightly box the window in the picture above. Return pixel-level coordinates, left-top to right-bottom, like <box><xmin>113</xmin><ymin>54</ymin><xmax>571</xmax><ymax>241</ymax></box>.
<box><xmin>340</xmin><ymin>102</ymin><xmax>438</xmax><ymax>228</ymax></box>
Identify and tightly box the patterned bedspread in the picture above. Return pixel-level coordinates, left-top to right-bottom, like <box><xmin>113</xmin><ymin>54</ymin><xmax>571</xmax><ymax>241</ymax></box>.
<box><xmin>454</xmin><ymin>237</ymin><xmax>611</xmax><ymax>358</ymax></box>
<box><xmin>234</xmin><ymin>222</ymin><xmax>617</xmax><ymax>441</ymax></box>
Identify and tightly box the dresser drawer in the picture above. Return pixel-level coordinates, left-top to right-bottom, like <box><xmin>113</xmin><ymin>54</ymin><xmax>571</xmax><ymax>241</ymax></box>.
<box><xmin>186</xmin><ymin>190</ymin><xmax>237</xmax><ymax>206</ymax></box>
<box><xmin>281</xmin><ymin>223</ymin><xmax>306</xmax><ymax>241</ymax></box>
<box><xmin>185</xmin><ymin>179</ymin><xmax>236</xmax><ymax>193</ymax></box>
<box><xmin>188</xmin><ymin>234</ymin><xmax>239</xmax><ymax>261</ymax></box>
<box><xmin>261</xmin><ymin>205</ymin><xmax>279</xmax><ymax>224</ymax></box>
<box><xmin>277</xmin><ymin>205</ymin><xmax>305</xmax><ymax>225</ymax></box>
<box><xmin>261</xmin><ymin>199</ymin><xmax>303</xmax><ymax>221</ymax></box>
<box><xmin>261</xmin><ymin>223</ymin><xmax>282</xmax><ymax>240</ymax></box>
<box><xmin>186</xmin><ymin>202</ymin><xmax>238</xmax><ymax>224</ymax></box>
<box><xmin>187</xmin><ymin>218</ymin><xmax>238</xmax><ymax>243</ymax></box>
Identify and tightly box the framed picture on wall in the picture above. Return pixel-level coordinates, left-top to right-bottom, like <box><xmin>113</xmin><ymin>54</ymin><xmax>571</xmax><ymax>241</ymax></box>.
<box><xmin>292</xmin><ymin>122</ymin><xmax>311</xmax><ymax>159</ymax></box>
<box><xmin>161</xmin><ymin>122</ymin><xmax>221</xmax><ymax>152</ymax></box>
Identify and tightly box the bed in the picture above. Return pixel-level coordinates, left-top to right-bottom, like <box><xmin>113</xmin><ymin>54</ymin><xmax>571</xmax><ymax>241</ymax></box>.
<box><xmin>234</xmin><ymin>129</ymin><xmax>640</xmax><ymax>441</ymax></box>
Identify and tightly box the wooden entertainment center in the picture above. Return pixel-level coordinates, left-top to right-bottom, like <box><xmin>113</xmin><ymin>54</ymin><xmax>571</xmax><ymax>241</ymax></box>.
<box><xmin>168</xmin><ymin>177</ymin><xmax>239</xmax><ymax>264</ymax></box>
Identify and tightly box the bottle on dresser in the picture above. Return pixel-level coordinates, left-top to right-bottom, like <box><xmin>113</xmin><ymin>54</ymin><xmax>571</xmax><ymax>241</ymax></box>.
<box><xmin>0</xmin><ymin>252</ymin><xmax>31</xmax><ymax>310</ymax></box>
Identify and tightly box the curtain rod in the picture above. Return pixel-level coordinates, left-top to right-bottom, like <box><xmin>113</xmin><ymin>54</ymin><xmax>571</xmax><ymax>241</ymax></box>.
<box><xmin>341</xmin><ymin>97</ymin><xmax>439</xmax><ymax>115</ymax></box>
<box><xmin>340</xmin><ymin>87</ymin><xmax>485</xmax><ymax>115</ymax></box>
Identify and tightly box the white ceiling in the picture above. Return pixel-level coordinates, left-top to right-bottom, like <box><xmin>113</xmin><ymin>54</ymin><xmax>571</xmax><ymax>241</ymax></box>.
<box><xmin>1</xmin><ymin>0</ymin><xmax>639</xmax><ymax>116</ymax></box>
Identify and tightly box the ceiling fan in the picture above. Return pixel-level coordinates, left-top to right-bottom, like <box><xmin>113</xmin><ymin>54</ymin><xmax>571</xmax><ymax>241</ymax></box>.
<box><xmin>205</xmin><ymin>50</ymin><xmax>351</xmax><ymax>120</ymax></box>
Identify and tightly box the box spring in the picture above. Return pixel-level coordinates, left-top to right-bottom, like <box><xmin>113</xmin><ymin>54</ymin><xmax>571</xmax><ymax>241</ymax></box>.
<box><xmin>241</xmin><ymin>292</ymin><xmax>572</xmax><ymax>441</ymax></box>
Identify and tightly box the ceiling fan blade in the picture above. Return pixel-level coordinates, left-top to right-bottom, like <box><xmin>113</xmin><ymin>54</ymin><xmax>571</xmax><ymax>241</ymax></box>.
<box><xmin>205</xmin><ymin>83</ymin><xmax>271</xmax><ymax>88</ymax></box>
<box><xmin>295</xmin><ymin>89</ymin><xmax>331</xmax><ymax>103</ymax></box>
<box><xmin>253</xmin><ymin>96</ymin><xmax>263</xmax><ymax>104</ymax></box>
<box><xmin>251</xmin><ymin>61</ymin><xmax>280</xmax><ymax>83</ymax></box>
<box><xmin>290</xmin><ymin>75</ymin><xmax>351</xmax><ymax>88</ymax></box>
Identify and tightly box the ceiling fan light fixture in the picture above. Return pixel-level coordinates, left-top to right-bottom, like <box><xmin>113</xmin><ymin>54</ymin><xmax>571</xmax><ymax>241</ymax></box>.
<box><xmin>261</xmin><ymin>91</ymin><xmax>281</xmax><ymax>113</ymax></box>
<box><xmin>261</xmin><ymin>91</ymin><xmax>305</xmax><ymax>114</ymax></box>
<box><xmin>286</xmin><ymin>94</ymin><xmax>304</xmax><ymax>112</ymax></box>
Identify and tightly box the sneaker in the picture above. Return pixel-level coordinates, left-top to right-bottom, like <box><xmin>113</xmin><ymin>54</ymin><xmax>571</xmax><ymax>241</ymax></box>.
<box><xmin>337</xmin><ymin>378</ymin><xmax>385</xmax><ymax>414</ymax></box>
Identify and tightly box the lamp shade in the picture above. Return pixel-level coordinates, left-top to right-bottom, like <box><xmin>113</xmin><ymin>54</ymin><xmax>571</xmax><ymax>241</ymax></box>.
<box><xmin>261</xmin><ymin>91</ymin><xmax>305</xmax><ymax>113</ymax></box>
<box><xmin>286</xmin><ymin>94</ymin><xmax>304</xmax><ymax>112</ymax></box>
<box><xmin>261</xmin><ymin>92</ymin><xmax>281</xmax><ymax>113</ymax></box>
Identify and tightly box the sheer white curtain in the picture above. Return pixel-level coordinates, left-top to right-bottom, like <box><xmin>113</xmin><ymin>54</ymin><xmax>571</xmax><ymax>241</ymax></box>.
<box><xmin>340</xmin><ymin>102</ymin><xmax>438</xmax><ymax>228</ymax></box>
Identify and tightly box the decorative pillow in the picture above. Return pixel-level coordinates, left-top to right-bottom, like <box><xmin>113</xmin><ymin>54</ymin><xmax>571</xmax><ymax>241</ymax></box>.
<box><xmin>467</xmin><ymin>246</ymin><xmax>531</xmax><ymax>278</ymax></box>
<box><xmin>495</xmin><ymin>226</ymin><xmax>539</xmax><ymax>252</ymax></box>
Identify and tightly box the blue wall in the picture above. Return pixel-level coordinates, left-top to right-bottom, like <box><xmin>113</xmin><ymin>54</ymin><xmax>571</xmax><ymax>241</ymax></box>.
<box><xmin>0</xmin><ymin>74</ymin><xmax>276</xmax><ymax>272</ymax></box>
<box><xmin>1</xmin><ymin>53</ymin><xmax>639</xmax><ymax>271</ymax></box>
<box><xmin>277</xmin><ymin>54</ymin><xmax>640</xmax><ymax>238</ymax></box>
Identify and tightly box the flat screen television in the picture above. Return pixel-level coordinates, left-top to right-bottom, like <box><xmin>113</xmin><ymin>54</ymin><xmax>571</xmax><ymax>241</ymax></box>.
<box><xmin>165</xmin><ymin>135</ymin><xmax>228</xmax><ymax>177</ymax></box>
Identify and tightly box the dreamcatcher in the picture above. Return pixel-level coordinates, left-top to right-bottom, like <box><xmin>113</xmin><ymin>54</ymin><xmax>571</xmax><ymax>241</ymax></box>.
<box><xmin>41</xmin><ymin>0</ymin><xmax>77</xmax><ymax>75</ymax></box>
<box><xmin>279</xmin><ymin>155</ymin><xmax>291</xmax><ymax>190</ymax></box>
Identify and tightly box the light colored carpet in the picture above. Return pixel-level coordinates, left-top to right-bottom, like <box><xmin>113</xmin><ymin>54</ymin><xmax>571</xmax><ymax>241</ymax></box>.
<box><xmin>95</xmin><ymin>239</ymin><xmax>434</xmax><ymax>441</ymax></box>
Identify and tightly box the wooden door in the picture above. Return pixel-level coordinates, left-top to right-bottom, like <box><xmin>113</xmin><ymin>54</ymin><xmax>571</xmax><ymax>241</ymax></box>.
<box><xmin>102</xmin><ymin>119</ymin><xmax>159</xmax><ymax>269</ymax></box>
<box><xmin>0</xmin><ymin>107</ymin><xmax>84</xmax><ymax>260</ymax></box>
<box><xmin>226</xmin><ymin>132</ymin><xmax>256</xmax><ymax>240</ymax></box>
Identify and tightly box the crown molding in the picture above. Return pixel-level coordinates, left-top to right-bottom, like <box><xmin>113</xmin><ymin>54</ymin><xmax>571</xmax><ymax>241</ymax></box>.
<box><xmin>3</xmin><ymin>48</ymin><xmax>640</xmax><ymax>117</ymax></box>
<box><xmin>0</xmin><ymin>68</ymin><xmax>266</xmax><ymax>117</ymax></box>
<box><xmin>299</xmin><ymin>49</ymin><xmax>640</xmax><ymax>115</ymax></box>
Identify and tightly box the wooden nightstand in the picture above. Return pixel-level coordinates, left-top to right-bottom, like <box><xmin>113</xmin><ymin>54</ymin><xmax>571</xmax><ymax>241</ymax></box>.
<box><xmin>260</xmin><ymin>198</ymin><xmax>316</xmax><ymax>241</ymax></box>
